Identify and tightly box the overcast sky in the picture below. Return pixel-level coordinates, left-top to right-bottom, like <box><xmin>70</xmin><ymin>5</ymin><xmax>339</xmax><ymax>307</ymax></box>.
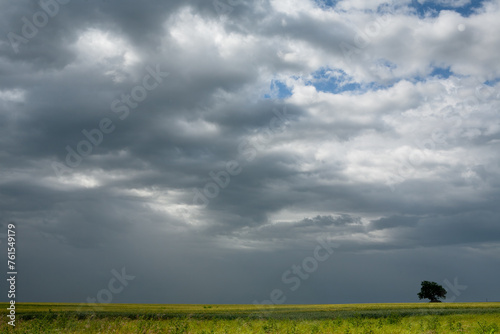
<box><xmin>1</xmin><ymin>0</ymin><xmax>499</xmax><ymax>306</ymax></box>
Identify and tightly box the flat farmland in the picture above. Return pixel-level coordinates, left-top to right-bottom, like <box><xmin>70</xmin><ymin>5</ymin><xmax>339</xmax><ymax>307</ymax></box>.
<box><xmin>1</xmin><ymin>302</ymin><xmax>499</xmax><ymax>333</ymax></box>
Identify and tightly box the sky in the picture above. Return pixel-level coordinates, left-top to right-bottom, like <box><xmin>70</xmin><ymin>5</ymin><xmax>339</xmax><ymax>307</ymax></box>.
<box><xmin>0</xmin><ymin>0</ymin><xmax>499</xmax><ymax>306</ymax></box>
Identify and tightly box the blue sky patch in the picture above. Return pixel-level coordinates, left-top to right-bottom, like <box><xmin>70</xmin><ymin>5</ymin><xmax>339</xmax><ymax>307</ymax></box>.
<box><xmin>410</xmin><ymin>0</ymin><xmax>486</xmax><ymax>18</ymax></box>
<box><xmin>484</xmin><ymin>78</ymin><xmax>500</xmax><ymax>87</ymax></box>
<box><xmin>306</xmin><ymin>68</ymin><xmax>362</xmax><ymax>94</ymax></box>
<box><xmin>264</xmin><ymin>80</ymin><xmax>292</xmax><ymax>100</ymax></box>
<box><xmin>405</xmin><ymin>66</ymin><xmax>457</xmax><ymax>83</ymax></box>
<box><xmin>430</xmin><ymin>66</ymin><xmax>454</xmax><ymax>79</ymax></box>
<box><xmin>313</xmin><ymin>0</ymin><xmax>339</xmax><ymax>9</ymax></box>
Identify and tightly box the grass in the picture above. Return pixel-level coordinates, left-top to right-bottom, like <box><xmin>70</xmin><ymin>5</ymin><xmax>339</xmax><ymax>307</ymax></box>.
<box><xmin>1</xmin><ymin>302</ymin><xmax>499</xmax><ymax>333</ymax></box>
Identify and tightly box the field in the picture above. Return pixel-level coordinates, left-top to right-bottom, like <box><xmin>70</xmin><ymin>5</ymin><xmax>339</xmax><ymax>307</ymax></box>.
<box><xmin>1</xmin><ymin>302</ymin><xmax>499</xmax><ymax>333</ymax></box>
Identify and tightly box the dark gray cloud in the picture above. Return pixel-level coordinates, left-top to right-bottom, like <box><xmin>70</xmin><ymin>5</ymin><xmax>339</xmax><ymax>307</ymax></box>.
<box><xmin>0</xmin><ymin>0</ymin><xmax>499</xmax><ymax>304</ymax></box>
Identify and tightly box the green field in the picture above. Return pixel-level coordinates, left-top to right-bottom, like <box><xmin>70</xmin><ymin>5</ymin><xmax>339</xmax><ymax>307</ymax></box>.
<box><xmin>1</xmin><ymin>302</ymin><xmax>499</xmax><ymax>333</ymax></box>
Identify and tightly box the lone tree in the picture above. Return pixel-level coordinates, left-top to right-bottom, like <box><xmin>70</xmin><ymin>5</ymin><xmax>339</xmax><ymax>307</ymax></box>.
<box><xmin>418</xmin><ymin>281</ymin><xmax>447</xmax><ymax>302</ymax></box>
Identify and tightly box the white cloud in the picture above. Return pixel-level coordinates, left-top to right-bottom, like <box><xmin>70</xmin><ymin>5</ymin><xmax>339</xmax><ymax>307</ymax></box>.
<box><xmin>0</xmin><ymin>89</ymin><xmax>25</xmax><ymax>103</ymax></box>
<box><xmin>73</xmin><ymin>28</ymin><xmax>141</xmax><ymax>82</ymax></box>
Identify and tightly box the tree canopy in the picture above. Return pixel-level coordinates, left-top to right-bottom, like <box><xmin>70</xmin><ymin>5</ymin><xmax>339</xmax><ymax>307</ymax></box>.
<box><xmin>418</xmin><ymin>281</ymin><xmax>447</xmax><ymax>302</ymax></box>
